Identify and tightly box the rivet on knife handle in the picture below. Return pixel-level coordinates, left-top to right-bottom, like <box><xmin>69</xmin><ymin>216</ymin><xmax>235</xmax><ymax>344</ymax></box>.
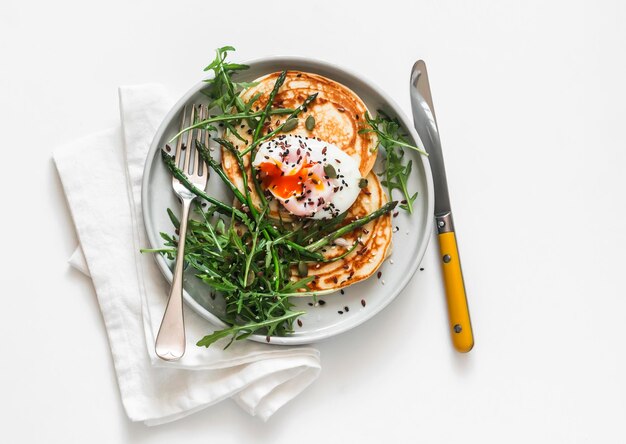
<box><xmin>436</xmin><ymin>212</ymin><xmax>474</xmax><ymax>353</ymax></box>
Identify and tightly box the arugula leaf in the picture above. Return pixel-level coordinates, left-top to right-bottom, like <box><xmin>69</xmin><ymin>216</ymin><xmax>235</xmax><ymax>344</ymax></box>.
<box><xmin>202</xmin><ymin>46</ymin><xmax>251</xmax><ymax>114</ymax></box>
<box><xmin>197</xmin><ymin>311</ymin><xmax>305</xmax><ymax>349</ymax></box>
<box><xmin>361</xmin><ymin>111</ymin><xmax>427</xmax><ymax>213</ymax></box>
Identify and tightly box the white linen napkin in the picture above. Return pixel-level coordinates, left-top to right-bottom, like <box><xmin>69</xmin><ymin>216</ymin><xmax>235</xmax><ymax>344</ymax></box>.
<box><xmin>54</xmin><ymin>84</ymin><xmax>320</xmax><ymax>425</ymax></box>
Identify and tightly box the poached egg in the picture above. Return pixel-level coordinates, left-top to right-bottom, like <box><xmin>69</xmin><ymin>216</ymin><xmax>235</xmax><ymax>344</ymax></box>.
<box><xmin>252</xmin><ymin>135</ymin><xmax>362</xmax><ymax>219</ymax></box>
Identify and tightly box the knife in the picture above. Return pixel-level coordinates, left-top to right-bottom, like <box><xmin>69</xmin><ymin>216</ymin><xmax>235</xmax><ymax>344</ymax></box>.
<box><xmin>410</xmin><ymin>60</ymin><xmax>474</xmax><ymax>353</ymax></box>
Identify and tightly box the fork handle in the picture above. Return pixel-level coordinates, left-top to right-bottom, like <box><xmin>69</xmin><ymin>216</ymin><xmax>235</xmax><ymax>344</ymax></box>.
<box><xmin>155</xmin><ymin>196</ymin><xmax>193</xmax><ymax>361</ymax></box>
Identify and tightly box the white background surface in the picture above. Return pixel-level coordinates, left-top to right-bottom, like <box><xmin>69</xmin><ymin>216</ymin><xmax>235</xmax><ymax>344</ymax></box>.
<box><xmin>1</xmin><ymin>0</ymin><xmax>625</xmax><ymax>442</ymax></box>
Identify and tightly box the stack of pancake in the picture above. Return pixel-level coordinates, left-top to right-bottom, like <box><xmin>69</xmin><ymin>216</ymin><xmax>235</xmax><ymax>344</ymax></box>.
<box><xmin>222</xmin><ymin>71</ymin><xmax>392</xmax><ymax>292</ymax></box>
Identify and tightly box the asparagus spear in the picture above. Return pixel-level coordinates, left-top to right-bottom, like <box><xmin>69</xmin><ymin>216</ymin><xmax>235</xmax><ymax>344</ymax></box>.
<box><xmin>240</xmin><ymin>93</ymin><xmax>318</xmax><ymax>156</ymax></box>
<box><xmin>161</xmin><ymin>149</ymin><xmax>252</xmax><ymax>227</ymax></box>
<box><xmin>168</xmin><ymin>108</ymin><xmax>294</xmax><ymax>143</ymax></box>
<box><xmin>305</xmin><ymin>201</ymin><xmax>398</xmax><ymax>252</ymax></box>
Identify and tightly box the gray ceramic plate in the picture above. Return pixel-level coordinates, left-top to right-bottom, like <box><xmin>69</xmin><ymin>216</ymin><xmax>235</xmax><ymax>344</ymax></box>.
<box><xmin>141</xmin><ymin>57</ymin><xmax>434</xmax><ymax>345</ymax></box>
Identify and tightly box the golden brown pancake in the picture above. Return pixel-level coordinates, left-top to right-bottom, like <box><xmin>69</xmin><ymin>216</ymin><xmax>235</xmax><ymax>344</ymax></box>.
<box><xmin>293</xmin><ymin>172</ymin><xmax>392</xmax><ymax>292</ymax></box>
<box><xmin>221</xmin><ymin>70</ymin><xmax>378</xmax><ymax>220</ymax></box>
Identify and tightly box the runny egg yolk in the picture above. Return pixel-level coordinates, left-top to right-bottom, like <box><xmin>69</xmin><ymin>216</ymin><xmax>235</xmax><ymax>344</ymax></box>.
<box><xmin>251</xmin><ymin>135</ymin><xmax>362</xmax><ymax>219</ymax></box>
<box><xmin>257</xmin><ymin>160</ymin><xmax>324</xmax><ymax>200</ymax></box>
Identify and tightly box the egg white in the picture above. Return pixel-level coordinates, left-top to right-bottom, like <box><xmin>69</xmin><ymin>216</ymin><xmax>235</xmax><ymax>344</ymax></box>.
<box><xmin>252</xmin><ymin>135</ymin><xmax>362</xmax><ymax>219</ymax></box>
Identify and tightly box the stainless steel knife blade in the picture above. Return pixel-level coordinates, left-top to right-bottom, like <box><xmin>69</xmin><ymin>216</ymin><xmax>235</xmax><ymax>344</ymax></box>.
<box><xmin>410</xmin><ymin>60</ymin><xmax>451</xmax><ymax>217</ymax></box>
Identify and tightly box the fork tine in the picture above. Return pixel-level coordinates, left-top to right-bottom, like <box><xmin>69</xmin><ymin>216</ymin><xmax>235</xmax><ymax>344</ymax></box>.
<box><xmin>175</xmin><ymin>106</ymin><xmax>187</xmax><ymax>169</ymax></box>
<box><xmin>193</xmin><ymin>105</ymin><xmax>203</xmax><ymax>177</ymax></box>
<box><xmin>183</xmin><ymin>105</ymin><xmax>196</xmax><ymax>174</ymax></box>
<box><xmin>203</xmin><ymin>105</ymin><xmax>210</xmax><ymax>176</ymax></box>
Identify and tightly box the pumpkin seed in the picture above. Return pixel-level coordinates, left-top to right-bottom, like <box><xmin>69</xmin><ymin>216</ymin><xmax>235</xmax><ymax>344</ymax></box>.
<box><xmin>297</xmin><ymin>261</ymin><xmax>308</xmax><ymax>277</ymax></box>
<box><xmin>247</xmin><ymin>117</ymin><xmax>259</xmax><ymax>129</ymax></box>
<box><xmin>281</xmin><ymin>118</ymin><xmax>298</xmax><ymax>132</ymax></box>
<box><xmin>359</xmin><ymin>178</ymin><xmax>368</xmax><ymax>189</ymax></box>
<box><xmin>305</xmin><ymin>115</ymin><xmax>315</xmax><ymax>131</ymax></box>
<box><xmin>323</xmin><ymin>164</ymin><xmax>337</xmax><ymax>179</ymax></box>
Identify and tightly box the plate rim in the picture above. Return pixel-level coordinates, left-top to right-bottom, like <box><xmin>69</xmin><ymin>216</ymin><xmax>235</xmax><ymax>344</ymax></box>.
<box><xmin>141</xmin><ymin>55</ymin><xmax>434</xmax><ymax>345</ymax></box>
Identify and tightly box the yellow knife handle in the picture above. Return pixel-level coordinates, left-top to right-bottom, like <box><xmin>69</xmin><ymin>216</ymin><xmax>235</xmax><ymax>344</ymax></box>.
<box><xmin>437</xmin><ymin>213</ymin><xmax>474</xmax><ymax>353</ymax></box>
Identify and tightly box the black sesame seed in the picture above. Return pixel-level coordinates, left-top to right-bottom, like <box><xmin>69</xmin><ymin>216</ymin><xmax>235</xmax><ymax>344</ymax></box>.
<box><xmin>361</xmin><ymin>299</ymin><xmax>366</xmax><ymax>307</ymax></box>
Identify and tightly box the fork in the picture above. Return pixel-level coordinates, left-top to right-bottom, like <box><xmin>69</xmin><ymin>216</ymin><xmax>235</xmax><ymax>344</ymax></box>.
<box><xmin>155</xmin><ymin>104</ymin><xmax>209</xmax><ymax>361</ymax></box>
